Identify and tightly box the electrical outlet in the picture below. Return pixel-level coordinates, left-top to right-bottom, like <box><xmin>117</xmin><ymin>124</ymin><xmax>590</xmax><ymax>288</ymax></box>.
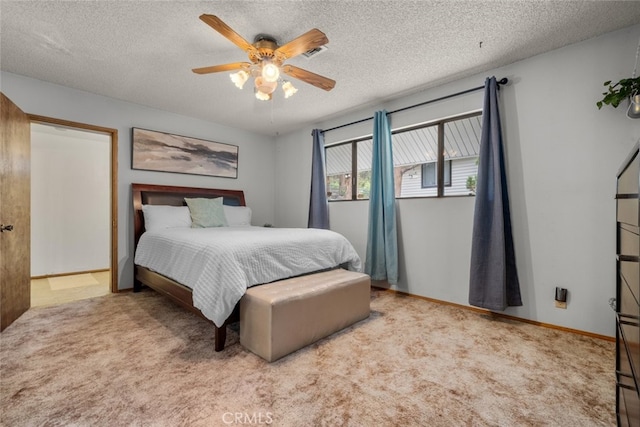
<box><xmin>554</xmin><ymin>287</ymin><xmax>567</xmax><ymax>308</ymax></box>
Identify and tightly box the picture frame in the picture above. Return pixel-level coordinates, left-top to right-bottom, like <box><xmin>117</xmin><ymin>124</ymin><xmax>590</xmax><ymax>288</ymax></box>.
<box><xmin>131</xmin><ymin>128</ymin><xmax>238</xmax><ymax>178</ymax></box>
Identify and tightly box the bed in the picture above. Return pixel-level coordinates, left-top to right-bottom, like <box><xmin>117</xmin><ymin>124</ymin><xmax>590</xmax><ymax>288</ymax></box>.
<box><xmin>132</xmin><ymin>183</ymin><xmax>362</xmax><ymax>351</ymax></box>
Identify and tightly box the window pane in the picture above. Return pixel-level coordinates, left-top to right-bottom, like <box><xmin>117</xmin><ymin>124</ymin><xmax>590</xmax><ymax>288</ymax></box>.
<box><xmin>356</xmin><ymin>139</ymin><xmax>372</xmax><ymax>199</ymax></box>
<box><xmin>325</xmin><ymin>144</ymin><xmax>352</xmax><ymax>200</ymax></box>
<box><xmin>421</xmin><ymin>161</ymin><xmax>451</xmax><ymax>188</ymax></box>
<box><xmin>393</xmin><ymin>125</ymin><xmax>438</xmax><ymax>197</ymax></box>
<box><xmin>443</xmin><ymin>115</ymin><xmax>481</xmax><ymax>196</ymax></box>
<box><xmin>421</xmin><ymin>163</ymin><xmax>436</xmax><ymax>187</ymax></box>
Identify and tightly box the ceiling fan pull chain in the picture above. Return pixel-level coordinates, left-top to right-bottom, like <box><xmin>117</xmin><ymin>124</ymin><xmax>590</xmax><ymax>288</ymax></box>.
<box><xmin>270</xmin><ymin>98</ymin><xmax>274</xmax><ymax>124</ymax></box>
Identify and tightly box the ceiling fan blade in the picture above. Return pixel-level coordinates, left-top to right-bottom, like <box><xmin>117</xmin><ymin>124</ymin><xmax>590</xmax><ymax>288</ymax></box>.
<box><xmin>274</xmin><ymin>29</ymin><xmax>328</xmax><ymax>60</ymax></box>
<box><xmin>192</xmin><ymin>62</ymin><xmax>251</xmax><ymax>74</ymax></box>
<box><xmin>282</xmin><ymin>65</ymin><xmax>335</xmax><ymax>91</ymax></box>
<box><xmin>199</xmin><ymin>14</ymin><xmax>257</xmax><ymax>55</ymax></box>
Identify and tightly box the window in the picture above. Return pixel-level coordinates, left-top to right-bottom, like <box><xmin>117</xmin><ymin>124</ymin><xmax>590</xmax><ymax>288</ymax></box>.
<box><xmin>325</xmin><ymin>137</ymin><xmax>372</xmax><ymax>200</ymax></box>
<box><xmin>421</xmin><ymin>161</ymin><xmax>451</xmax><ymax>188</ymax></box>
<box><xmin>325</xmin><ymin>111</ymin><xmax>481</xmax><ymax>200</ymax></box>
<box><xmin>325</xmin><ymin>143</ymin><xmax>351</xmax><ymax>200</ymax></box>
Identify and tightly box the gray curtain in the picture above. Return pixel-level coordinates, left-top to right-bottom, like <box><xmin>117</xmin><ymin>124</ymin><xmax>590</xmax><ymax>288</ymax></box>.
<box><xmin>469</xmin><ymin>77</ymin><xmax>522</xmax><ymax>310</ymax></box>
<box><xmin>365</xmin><ymin>111</ymin><xmax>398</xmax><ymax>285</ymax></box>
<box><xmin>308</xmin><ymin>129</ymin><xmax>329</xmax><ymax>229</ymax></box>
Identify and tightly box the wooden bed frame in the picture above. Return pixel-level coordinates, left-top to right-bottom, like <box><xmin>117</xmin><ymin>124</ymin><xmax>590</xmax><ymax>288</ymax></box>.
<box><xmin>132</xmin><ymin>183</ymin><xmax>246</xmax><ymax>351</ymax></box>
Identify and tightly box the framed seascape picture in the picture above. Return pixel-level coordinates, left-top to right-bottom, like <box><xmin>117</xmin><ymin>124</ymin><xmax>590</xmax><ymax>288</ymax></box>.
<box><xmin>132</xmin><ymin>128</ymin><xmax>238</xmax><ymax>178</ymax></box>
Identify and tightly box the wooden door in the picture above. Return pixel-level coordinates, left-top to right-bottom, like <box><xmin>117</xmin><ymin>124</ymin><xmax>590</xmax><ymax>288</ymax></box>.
<box><xmin>1</xmin><ymin>93</ymin><xmax>31</xmax><ymax>330</ymax></box>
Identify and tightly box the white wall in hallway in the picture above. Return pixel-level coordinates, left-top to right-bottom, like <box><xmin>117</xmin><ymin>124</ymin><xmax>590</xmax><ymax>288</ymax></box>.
<box><xmin>30</xmin><ymin>123</ymin><xmax>111</xmax><ymax>276</ymax></box>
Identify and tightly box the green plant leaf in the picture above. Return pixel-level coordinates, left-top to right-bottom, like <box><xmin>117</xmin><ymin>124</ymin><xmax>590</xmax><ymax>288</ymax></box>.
<box><xmin>597</xmin><ymin>76</ymin><xmax>640</xmax><ymax>110</ymax></box>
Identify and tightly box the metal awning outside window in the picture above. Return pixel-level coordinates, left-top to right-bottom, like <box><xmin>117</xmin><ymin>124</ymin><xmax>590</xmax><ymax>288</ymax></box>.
<box><xmin>326</xmin><ymin>114</ymin><xmax>482</xmax><ymax>176</ymax></box>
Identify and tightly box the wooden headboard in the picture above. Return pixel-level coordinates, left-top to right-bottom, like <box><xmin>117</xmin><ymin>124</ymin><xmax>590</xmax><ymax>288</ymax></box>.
<box><xmin>132</xmin><ymin>183</ymin><xmax>246</xmax><ymax>246</ymax></box>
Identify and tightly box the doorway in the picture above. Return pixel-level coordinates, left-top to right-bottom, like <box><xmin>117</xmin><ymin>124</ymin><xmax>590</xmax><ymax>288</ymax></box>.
<box><xmin>28</xmin><ymin>115</ymin><xmax>118</xmax><ymax>303</ymax></box>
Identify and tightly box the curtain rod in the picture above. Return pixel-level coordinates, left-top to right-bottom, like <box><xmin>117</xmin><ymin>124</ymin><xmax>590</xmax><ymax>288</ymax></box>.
<box><xmin>321</xmin><ymin>77</ymin><xmax>508</xmax><ymax>134</ymax></box>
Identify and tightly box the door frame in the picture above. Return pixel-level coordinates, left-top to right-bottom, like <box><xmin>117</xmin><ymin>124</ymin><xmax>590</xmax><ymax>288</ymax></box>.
<box><xmin>28</xmin><ymin>114</ymin><xmax>119</xmax><ymax>293</ymax></box>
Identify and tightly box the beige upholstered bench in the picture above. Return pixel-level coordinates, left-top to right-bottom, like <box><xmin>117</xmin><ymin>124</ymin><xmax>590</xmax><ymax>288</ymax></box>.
<box><xmin>239</xmin><ymin>269</ymin><xmax>371</xmax><ymax>362</ymax></box>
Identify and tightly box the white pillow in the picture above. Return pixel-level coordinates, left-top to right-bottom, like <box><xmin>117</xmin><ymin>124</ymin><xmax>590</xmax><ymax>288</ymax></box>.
<box><xmin>142</xmin><ymin>205</ymin><xmax>192</xmax><ymax>232</ymax></box>
<box><xmin>223</xmin><ymin>205</ymin><xmax>252</xmax><ymax>227</ymax></box>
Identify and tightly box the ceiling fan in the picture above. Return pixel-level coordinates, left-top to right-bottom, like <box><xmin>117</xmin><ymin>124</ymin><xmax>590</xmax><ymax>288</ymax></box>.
<box><xmin>192</xmin><ymin>14</ymin><xmax>336</xmax><ymax>100</ymax></box>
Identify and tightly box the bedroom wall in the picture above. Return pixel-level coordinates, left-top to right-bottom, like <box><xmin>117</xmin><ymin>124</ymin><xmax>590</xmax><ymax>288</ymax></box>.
<box><xmin>274</xmin><ymin>24</ymin><xmax>640</xmax><ymax>337</ymax></box>
<box><xmin>0</xmin><ymin>71</ymin><xmax>276</xmax><ymax>290</ymax></box>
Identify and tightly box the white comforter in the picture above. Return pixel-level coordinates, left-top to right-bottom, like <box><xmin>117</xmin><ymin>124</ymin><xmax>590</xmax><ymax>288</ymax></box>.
<box><xmin>134</xmin><ymin>226</ymin><xmax>362</xmax><ymax>327</ymax></box>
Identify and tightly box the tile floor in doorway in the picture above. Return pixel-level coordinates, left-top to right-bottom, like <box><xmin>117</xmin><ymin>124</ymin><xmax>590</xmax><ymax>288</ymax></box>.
<box><xmin>31</xmin><ymin>271</ymin><xmax>111</xmax><ymax>307</ymax></box>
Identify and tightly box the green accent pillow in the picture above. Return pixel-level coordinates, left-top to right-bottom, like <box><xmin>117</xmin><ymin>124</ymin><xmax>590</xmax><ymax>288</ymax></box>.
<box><xmin>184</xmin><ymin>197</ymin><xmax>228</xmax><ymax>228</ymax></box>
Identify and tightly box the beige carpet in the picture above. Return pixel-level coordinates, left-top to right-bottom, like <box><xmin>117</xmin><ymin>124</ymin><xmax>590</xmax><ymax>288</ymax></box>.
<box><xmin>0</xmin><ymin>289</ymin><xmax>614</xmax><ymax>426</ymax></box>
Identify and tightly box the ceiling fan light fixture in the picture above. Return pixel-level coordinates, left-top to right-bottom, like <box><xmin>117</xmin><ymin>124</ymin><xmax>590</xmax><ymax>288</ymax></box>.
<box><xmin>254</xmin><ymin>76</ymin><xmax>277</xmax><ymax>96</ymax></box>
<box><xmin>255</xmin><ymin>90</ymin><xmax>272</xmax><ymax>101</ymax></box>
<box><xmin>230</xmin><ymin>70</ymin><xmax>249</xmax><ymax>89</ymax></box>
<box><xmin>282</xmin><ymin>81</ymin><xmax>298</xmax><ymax>98</ymax></box>
<box><xmin>261</xmin><ymin>62</ymin><xmax>280</xmax><ymax>83</ymax></box>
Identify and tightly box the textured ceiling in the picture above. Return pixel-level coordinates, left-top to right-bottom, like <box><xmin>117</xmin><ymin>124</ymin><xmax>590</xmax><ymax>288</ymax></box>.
<box><xmin>2</xmin><ymin>1</ymin><xmax>640</xmax><ymax>136</ymax></box>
